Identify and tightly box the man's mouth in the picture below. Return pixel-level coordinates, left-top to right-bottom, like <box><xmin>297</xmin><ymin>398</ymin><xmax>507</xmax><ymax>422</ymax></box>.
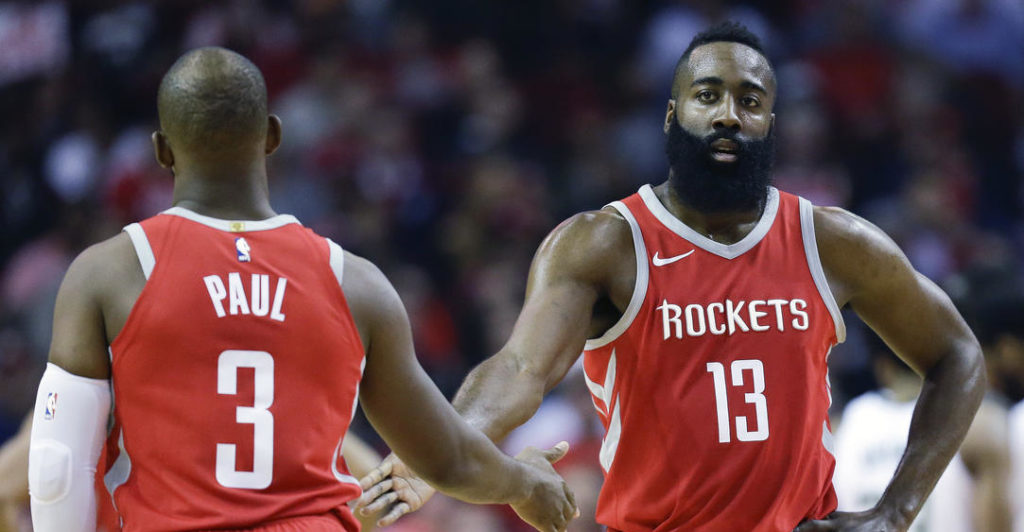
<box><xmin>709</xmin><ymin>138</ymin><xmax>739</xmax><ymax>163</ymax></box>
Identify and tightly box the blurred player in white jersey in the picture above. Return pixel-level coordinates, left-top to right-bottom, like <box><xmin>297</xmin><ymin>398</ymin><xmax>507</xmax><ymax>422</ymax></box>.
<box><xmin>834</xmin><ymin>342</ymin><xmax>1012</xmax><ymax>532</ymax></box>
<box><xmin>970</xmin><ymin>296</ymin><xmax>1024</xmax><ymax>532</ymax></box>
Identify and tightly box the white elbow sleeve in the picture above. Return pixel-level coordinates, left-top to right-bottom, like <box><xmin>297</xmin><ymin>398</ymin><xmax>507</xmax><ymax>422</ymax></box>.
<box><xmin>29</xmin><ymin>363</ymin><xmax>111</xmax><ymax>531</ymax></box>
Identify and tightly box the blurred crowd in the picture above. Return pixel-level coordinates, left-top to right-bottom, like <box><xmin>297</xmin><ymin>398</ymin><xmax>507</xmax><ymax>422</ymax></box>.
<box><xmin>0</xmin><ymin>0</ymin><xmax>1022</xmax><ymax>530</ymax></box>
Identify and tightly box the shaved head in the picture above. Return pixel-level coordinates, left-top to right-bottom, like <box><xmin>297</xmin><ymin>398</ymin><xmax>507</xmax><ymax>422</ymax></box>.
<box><xmin>157</xmin><ymin>47</ymin><xmax>268</xmax><ymax>156</ymax></box>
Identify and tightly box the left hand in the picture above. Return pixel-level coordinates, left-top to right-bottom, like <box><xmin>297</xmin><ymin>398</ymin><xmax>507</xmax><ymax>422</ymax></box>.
<box><xmin>357</xmin><ymin>454</ymin><xmax>436</xmax><ymax>527</ymax></box>
<box><xmin>794</xmin><ymin>510</ymin><xmax>907</xmax><ymax>532</ymax></box>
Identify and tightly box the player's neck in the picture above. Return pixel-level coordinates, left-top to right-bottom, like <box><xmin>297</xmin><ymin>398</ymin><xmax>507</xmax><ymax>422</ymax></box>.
<box><xmin>172</xmin><ymin>171</ymin><xmax>276</xmax><ymax>221</ymax></box>
<box><xmin>653</xmin><ymin>182</ymin><xmax>766</xmax><ymax>245</ymax></box>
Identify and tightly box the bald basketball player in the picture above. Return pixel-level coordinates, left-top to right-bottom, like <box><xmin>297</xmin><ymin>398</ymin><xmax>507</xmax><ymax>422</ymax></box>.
<box><xmin>27</xmin><ymin>47</ymin><xmax>577</xmax><ymax>532</ymax></box>
<box><xmin>358</xmin><ymin>22</ymin><xmax>986</xmax><ymax>532</ymax></box>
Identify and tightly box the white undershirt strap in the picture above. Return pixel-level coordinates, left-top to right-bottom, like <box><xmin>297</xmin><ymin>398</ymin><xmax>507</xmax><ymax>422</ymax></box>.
<box><xmin>327</xmin><ymin>239</ymin><xmax>345</xmax><ymax>287</ymax></box>
<box><xmin>123</xmin><ymin>223</ymin><xmax>155</xmax><ymax>280</ymax></box>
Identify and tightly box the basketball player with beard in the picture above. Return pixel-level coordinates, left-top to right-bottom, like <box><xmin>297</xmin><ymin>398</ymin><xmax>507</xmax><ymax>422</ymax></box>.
<box><xmin>358</xmin><ymin>22</ymin><xmax>986</xmax><ymax>532</ymax></box>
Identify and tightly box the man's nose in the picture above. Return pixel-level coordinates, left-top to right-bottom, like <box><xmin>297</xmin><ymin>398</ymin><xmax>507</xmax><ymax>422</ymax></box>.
<box><xmin>712</xmin><ymin>98</ymin><xmax>741</xmax><ymax>131</ymax></box>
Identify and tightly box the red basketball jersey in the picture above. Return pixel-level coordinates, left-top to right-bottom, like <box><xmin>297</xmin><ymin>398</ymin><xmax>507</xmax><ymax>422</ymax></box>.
<box><xmin>102</xmin><ymin>208</ymin><xmax>364</xmax><ymax>531</ymax></box>
<box><xmin>582</xmin><ymin>185</ymin><xmax>844</xmax><ymax>532</ymax></box>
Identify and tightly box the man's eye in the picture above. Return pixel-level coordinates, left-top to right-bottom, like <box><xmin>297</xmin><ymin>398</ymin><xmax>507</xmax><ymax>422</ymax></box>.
<box><xmin>697</xmin><ymin>91</ymin><xmax>716</xmax><ymax>103</ymax></box>
<box><xmin>742</xmin><ymin>96</ymin><xmax>760</xmax><ymax>107</ymax></box>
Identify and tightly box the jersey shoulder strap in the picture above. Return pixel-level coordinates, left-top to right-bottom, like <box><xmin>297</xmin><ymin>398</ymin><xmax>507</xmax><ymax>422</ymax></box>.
<box><xmin>122</xmin><ymin>223</ymin><xmax>155</xmax><ymax>280</ymax></box>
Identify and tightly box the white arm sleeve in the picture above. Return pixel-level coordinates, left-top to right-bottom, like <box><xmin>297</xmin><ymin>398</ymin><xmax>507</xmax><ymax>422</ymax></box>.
<box><xmin>29</xmin><ymin>363</ymin><xmax>111</xmax><ymax>532</ymax></box>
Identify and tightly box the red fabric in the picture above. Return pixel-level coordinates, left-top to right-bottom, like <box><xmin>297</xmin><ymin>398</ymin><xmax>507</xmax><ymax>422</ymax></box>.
<box><xmin>583</xmin><ymin>190</ymin><xmax>838</xmax><ymax>531</ymax></box>
<box><xmin>103</xmin><ymin>213</ymin><xmax>364</xmax><ymax>531</ymax></box>
<box><xmin>95</xmin><ymin>452</ymin><xmax>120</xmax><ymax>531</ymax></box>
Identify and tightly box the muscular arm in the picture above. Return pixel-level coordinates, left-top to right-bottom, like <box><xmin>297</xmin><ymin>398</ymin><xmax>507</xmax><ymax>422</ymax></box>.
<box><xmin>356</xmin><ymin>211</ymin><xmax>630</xmax><ymax>525</ymax></box>
<box><xmin>344</xmin><ymin>252</ymin><xmax>575</xmax><ymax>526</ymax></box>
<box><xmin>960</xmin><ymin>399</ymin><xmax>1013</xmax><ymax>532</ymax></box>
<box><xmin>452</xmin><ymin>210</ymin><xmax>634</xmax><ymax>441</ymax></box>
<box><xmin>29</xmin><ymin>237</ymin><xmax>129</xmax><ymax>532</ymax></box>
<box><xmin>808</xmin><ymin>207</ymin><xmax>986</xmax><ymax>530</ymax></box>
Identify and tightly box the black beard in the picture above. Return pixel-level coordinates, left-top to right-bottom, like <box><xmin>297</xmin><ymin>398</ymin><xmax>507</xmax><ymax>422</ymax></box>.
<box><xmin>664</xmin><ymin>119</ymin><xmax>775</xmax><ymax>213</ymax></box>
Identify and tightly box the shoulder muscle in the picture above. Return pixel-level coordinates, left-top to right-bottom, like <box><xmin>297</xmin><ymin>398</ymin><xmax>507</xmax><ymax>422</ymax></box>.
<box><xmin>50</xmin><ymin>232</ymin><xmax>137</xmax><ymax>379</ymax></box>
<box><xmin>813</xmin><ymin>205</ymin><xmax>914</xmax><ymax>308</ymax></box>
<box><xmin>340</xmin><ymin>251</ymin><xmax>409</xmax><ymax>355</ymax></box>
<box><xmin>529</xmin><ymin>207</ymin><xmax>633</xmax><ymax>295</ymax></box>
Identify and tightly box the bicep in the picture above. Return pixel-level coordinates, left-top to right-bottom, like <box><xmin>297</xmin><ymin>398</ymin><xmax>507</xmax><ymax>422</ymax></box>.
<box><xmin>350</xmin><ymin>263</ymin><xmax>477</xmax><ymax>477</ymax></box>
<box><xmin>852</xmin><ymin>267</ymin><xmax>974</xmax><ymax>374</ymax></box>
<box><xmin>494</xmin><ymin>213</ymin><xmax>616</xmax><ymax>391</ymax></box>
<box><xmin>48</xmin><ymin>251</ymin><xmax>111</xmax><ymax>380</ymax></box>
<box><xmin>500</xmin><ymin>267</ymin><xmax>598</xmax><ymax>392</ymax></box>
<box><xmin>825</xmin><ymin>213</ymin><xmax>974</xmax><ymax>375</ymax></box>
<box><xmin>358</xmin><ymin>294</ymin><xmax>460</xmax><ymax>456</ymax></box>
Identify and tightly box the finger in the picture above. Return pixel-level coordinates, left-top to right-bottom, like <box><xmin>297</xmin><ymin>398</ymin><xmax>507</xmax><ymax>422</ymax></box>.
<box><xmin>378</xmin><ymin>502</ymin><xmax>410</xmax><ymax>527</ymax></box>
<box><xmin>356</xmin><ymin>478</ymin><xmax>393</xmax><ymax>509</ymax></box>
<box><xmin>563</xmin><ymin>483</ymin><xmax>578</xmax><ymax>522</ymax></box>
<box><xmin>542</xmin><ymin>441</ymin><xmax>571</xmax><ymax>464</ymax></box>
<box><xmin>361</xmin><ymin>490</ymin><xmax>400</xmax><ymax>515</ymax></box>
<box><xmin>358</xmin><ymin>459</ymin><xmax>394</xmax><ymax>491</ymax></box>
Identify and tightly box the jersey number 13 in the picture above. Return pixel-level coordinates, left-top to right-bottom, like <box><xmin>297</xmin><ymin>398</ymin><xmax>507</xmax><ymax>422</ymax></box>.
<box><xmin>706</xmin><ymin>359</ymin><xmax>769</xmax><ymax>443</ymax></box>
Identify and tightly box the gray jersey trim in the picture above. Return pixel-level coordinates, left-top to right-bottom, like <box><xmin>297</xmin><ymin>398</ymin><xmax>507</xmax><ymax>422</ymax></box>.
<box><xmin>637</xmin><ymin>184</ymin><xmax>780</xmax><ymax>260</ymax></box>
<box><xmin>798</xmin><ymin>197</ymin><xmax>846</xmax><ymax>343</ymax></box>
<box><xmin>583</xmin><ymin>201</ymin><xmax>649</xmax><ymax>351</ymax></box>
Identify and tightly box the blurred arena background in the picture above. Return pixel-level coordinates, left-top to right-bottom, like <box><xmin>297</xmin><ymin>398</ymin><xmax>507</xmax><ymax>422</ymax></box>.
<box><xmin>0</xmin><ymin>1</ymin><xmax>1021</xmax><ymax>530</ymax></box>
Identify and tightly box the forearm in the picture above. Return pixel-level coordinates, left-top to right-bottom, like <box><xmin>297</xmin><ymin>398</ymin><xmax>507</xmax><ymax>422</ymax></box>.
<box><xmin>452</xmin><ymin>354</ymin><xmax>546</xmax><ymax>443</ymax></box>
<box><xmin>29</xmin><ymin>364</ymin><xmax>110</xmax><ymax>532</ymax></box>
<box><xmin>403</xmin><ymin>354</ymin><xmax>549</xmax><ymax>504</ymax></box>
<box><xmin>877</xmin><ymin>344</ymin><xmax>986</xmax><ymax>526</ymax></box>
<box><xmin>426</xmin><ymin>429</ymin><xmax>534</xmax><ymax>505</ymax></box>
<box><xmin>363</xmin><ymin>361</ymin><xmax>535</xmax><ymax>506</ymax></box>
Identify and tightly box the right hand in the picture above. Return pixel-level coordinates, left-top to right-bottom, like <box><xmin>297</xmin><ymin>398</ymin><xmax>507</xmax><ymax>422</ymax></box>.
<box><xmin>509</xmin><ymin>441</ymin><xmax>579</xmax><ymax>532</ymax></box>
<box><xmin>357</xmin><ymin>454</ymin><xmax>436</xmax><ymax>527</ymax></box>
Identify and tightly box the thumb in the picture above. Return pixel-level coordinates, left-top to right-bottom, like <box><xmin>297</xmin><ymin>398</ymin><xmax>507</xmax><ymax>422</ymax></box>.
<box><xmin>542</xmin><ymin>441</ymin><xmax>571</xmax><ymax>464</ymax></box>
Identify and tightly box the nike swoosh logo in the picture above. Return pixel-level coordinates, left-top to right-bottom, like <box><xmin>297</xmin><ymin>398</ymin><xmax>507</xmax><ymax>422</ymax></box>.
<box><xmin>652</xmin><ymin>250</ymin><xmax>695</xmax><ymax>266</ymax></box>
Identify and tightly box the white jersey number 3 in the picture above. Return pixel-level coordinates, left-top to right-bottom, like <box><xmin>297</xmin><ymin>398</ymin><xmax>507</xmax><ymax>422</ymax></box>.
<box><xmin>216</xmin><ymin>350</ymin><xmax>274</xmax><ymax>489</ymax></box>
<box><xmin>706</xmin><ymin>359</ymin><xmax>769</xmax><ymax>443</ymax></box>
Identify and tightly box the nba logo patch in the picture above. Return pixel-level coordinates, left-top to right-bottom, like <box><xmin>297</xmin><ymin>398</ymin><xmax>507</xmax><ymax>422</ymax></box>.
<box><xmin>236</xmin><ymin>237</ymin><xmax>251</xmax><ymax>263</ymax></box>
<box><xmin>44</xmin><ymin>393</ymin><xmax>57</xmax><ymax>420</ymax></box>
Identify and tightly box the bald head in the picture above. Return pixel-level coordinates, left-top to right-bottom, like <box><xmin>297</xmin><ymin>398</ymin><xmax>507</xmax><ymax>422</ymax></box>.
<box><xmin>157</xmin><ymin>47</ymin><xmax>268</xmax><ymax>156</ymax></box>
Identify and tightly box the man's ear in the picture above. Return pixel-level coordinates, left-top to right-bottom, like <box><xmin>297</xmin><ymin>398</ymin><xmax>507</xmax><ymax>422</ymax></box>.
<box><xmin>265</xmin><ymin>115</ymin><xmax>282</xmax><ymax>156</ymax></box>
<box><xmin>664</xmin><ymin>100</ymin><xmax>676</xmax><ymax>134</ymax></box>
<box><xmin>151</xmin><ymin>131</ymin><xmax>174</xmax><ymax>172</ymax></box>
